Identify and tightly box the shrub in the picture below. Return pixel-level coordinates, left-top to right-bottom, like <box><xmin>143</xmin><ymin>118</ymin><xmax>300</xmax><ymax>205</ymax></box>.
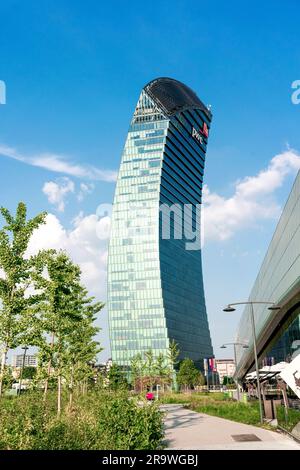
<box><xmin>0</xmin><ymin>390</ymin><xmax>164</xmax><ymax>450</ymax></box>
<box><xmin>98</xmin><ymin>394</ymin><xmax>163</xmax><ymax>450</ymax></box>
<box><xmin>0</xmin><ymin>393</ymin><xmax>48</xmax><ymax>449</ymax></box>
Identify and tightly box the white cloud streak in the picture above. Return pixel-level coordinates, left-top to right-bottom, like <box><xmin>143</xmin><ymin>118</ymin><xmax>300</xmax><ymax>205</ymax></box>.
<box><xmin>0</xmin><ymin>143</ymin><xmax>117</xmax><ymax>182</ymax></box>
<box><xmin>202</xmin><ymin>149</ymin><xmax>300</xmax><ymax>244</ymax></box>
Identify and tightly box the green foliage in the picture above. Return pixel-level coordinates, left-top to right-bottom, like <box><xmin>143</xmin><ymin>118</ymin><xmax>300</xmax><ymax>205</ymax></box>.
<box><xmin>107</xmin><ymin>363</ymin><xmax>128</xmax><ymax>391</ymax></box>
<box><xmin>277</xmin><ymin>405</ymin><xmax>300</xmax><ymax>432</ymax></box>
<box><xmin>159</xmin><ymin>393</ymin><xmax>191</xmax><ymax>405</ymax></box>
<box><xmin>33</xmin><ymin>250</ymin><xmax>103</xmax><ymax>412</ymax></box>
<box><xmin>2</xmin><ymin>367</ymin><xmax>14</xmax><ymax>389</ymax></box>
<box><xmin>167</xmin><ymin>339</ymin><xmax>180</xmax><ymax>368</ymax></box>
<box><xmin>130</xmin><ymin>353</ymin><xmax>144</xmax><ymax>386</ymax></box>
<box><xmin>60</xmin><ymin>284</ymin><xmax>103</xmax><ymax>402</ymax></box>
<box><xmin>0</xmin><ymin>393</ymin><xmax>50</xmax><ymax>449</ymax></box>
<box><xmin>222</xmin><ymin>376</ymin><xmax>234</xmax><ymax>385</ymax></box>
<box><xmin>0</xmin><ymin>202</ymin><xmax>46</xmax><ymax>394</ymax></box>
<box><xmin>155</xmin><ymin>353</ymin><xmax>172</xmax><ymax>386</ymax></box>
<box><xmin>22</xmin><ymin>366</ymin><xmax>36</xmax><ymax>380</ymax></box>
<box><xmin>144</xmin><ymin>349</ymin><xmax>155</xmax><ymax>389</ymax></box>
<box><xmin>0</xmin><ymin>391</ymin><xmax>164</xmax><ymax>450</ymax></box>
<box><xmin>0</xmin><ymin>203</ymin><xmax>103</xmax><ymax>412</ymax></box>
<box><xmin>33</xmin><ymin>251</ymin><xmax>84</xmax><ymax>351</ymax></box>
<box><xmin>167</xmin><ymin>340</ymin><xmax>180</xmax><ymax>391</ymax></box>
<box><xmin>160</xmin><ymin>391</ymin><xmax>230</xmax><ymax>405</ymax></box>
<box><xmin>177</xmin><ymin>358</ymin><xmax>204</xmax><ymax>389</ymax></box>
<box><xmin>192</xmin><ymin>401</ymin><xmax>261</xmax><ymax>426</ymax></box>
<box><xmin>129</xmin><ymin>351</ymin><xmax>172</xmax><ymax>391</ymax></box>
<box><xmin>94</xmin><ymin>392</ymin><xmax>163</xmax><ymax>449</ymax></box>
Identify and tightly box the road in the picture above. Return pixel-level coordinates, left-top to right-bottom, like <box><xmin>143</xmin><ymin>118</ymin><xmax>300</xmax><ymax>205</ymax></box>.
<box><xmin>162</xmin><ymin>404</ymin><xmax>300</xmax><ymax>450</ymax></box>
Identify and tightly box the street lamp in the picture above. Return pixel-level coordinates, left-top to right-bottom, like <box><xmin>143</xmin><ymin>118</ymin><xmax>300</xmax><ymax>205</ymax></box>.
<box><xmin>223</xmin><ymin>301</ymin><xmax>280</xmax><ymax>424</ymax></box>
<box><xmin>18</xmin><ymin>345</ymin><xmax>29</xmax><ymax>396</ymax></box>
<box><xmin>220</xmin><ymin>342</ymin><xmax>248</xmax><ymax>401</ymax></box>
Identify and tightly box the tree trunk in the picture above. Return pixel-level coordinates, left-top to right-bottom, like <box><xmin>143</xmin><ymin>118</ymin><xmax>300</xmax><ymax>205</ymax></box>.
<box><xmin>83</xmin><ymin>379</ymin><xmax>88</xmax><ymax>395</ymax></box>
<box><xmin>69</xmin><ymin>365</ymin><xmax>74</xmax><ymax>409</ymax></box>
<box><xmin>57</xmin><ymin>339</ymin><xmax>62</xmax><ymax>417</ymax></box>
<box><xmin>0</xmin><ymin>346</ymin><xmax>8</xmax><ymax>397</ymax></box>
<box><xmin>43</xmin><ymin>332</ymin><xmax>55</xmax><ymax>402</ymax></box>
<box><xmin>57</xmin><ymin>373</ymin><xmax>62</xmax><ymax>416</ymax></box>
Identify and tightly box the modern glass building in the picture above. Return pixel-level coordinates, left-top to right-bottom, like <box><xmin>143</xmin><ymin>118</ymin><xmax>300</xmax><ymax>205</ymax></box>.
<box><xmin>108</xmin><ymin>77</ymin><xmax>214</xmax><ymax>369</ymax></box>
<box><xmin>235</xmin><ymin>170</ymin><xmax>300</xmax><ymax>380</ymax></box>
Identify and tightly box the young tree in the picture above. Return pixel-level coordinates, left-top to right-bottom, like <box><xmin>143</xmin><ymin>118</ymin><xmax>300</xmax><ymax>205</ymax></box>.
<box><xmin>2</xmin><ymin>366</ymin><xmax>13</xmax><ymax>391</ymax></box>
<box><xmin>177</xmin><ymin>358</ymin><xmax>203</xmax><ymax>391</ymax></box>
<box><xmin>144</xmin><ymin>349</ymin><xmax>156</xmax><ymax>391</ymax></box>
<box><xmin>197</xmin><ymin>371</ymin><xmax>206</xmax><ymax>387</ymax></box>
<box><xmin>130</xmin><ymin>353</ymin><xmax>143</xmax><ymax>391</ymax></box>
<box><xmin>63</xmin><ymin>286</ymin><xmax>103</xmax><ymax>407</ymax></box>
<box><xmin>0</xmin><ymin>202</ymin><xmax>46</xmax><ymax>395</ymax></box>
<box><xmin>34</xmin><ymin>251</ymin><xmax>85</xmax><ymax>414</ymax></box>
<box><xmin>155</xmin><ymin>353</ymin><xmax>171</xmax><ymax>392</ymax></box>
<box><xmin>107</xmin><ymin>363</ymin><xmax>128</xmax><ymax>391</ymax></box>
<box><xmin>167</xmin><ymin>339</ymin><xmax>180</xmax><ymax>391</ymax></box>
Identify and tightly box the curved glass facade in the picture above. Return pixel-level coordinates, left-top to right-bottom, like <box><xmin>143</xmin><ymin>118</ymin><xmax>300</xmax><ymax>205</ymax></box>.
<box><xmin>108</xmin><ymin>78</ymin><xmax>213</xmax><ymax>368</ymax></box>
<box><xmin>235</xmin><ymin>171</ymin><xmax>300</xmax><ymax>379</ymax></box>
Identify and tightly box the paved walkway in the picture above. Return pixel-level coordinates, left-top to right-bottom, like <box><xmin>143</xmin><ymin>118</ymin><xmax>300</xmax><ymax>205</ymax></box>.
<box><xmin>162</xmin><ymin>405</ymin><xmax>300</xmax><ymax>450</ymax></box>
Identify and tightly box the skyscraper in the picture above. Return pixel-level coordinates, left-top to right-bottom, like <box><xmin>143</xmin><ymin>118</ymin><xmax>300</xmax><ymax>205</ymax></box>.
<box><xmin>108</xmin><ymin>77</ymin><xmax>213</xmax><ymax>369</ymax></box>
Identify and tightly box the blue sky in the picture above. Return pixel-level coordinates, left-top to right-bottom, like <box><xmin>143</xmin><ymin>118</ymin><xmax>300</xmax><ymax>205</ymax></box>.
<box><xmin>1</xmin><ymin>0</ymin><xmax>300</xmax><ymax>361</ymax></box>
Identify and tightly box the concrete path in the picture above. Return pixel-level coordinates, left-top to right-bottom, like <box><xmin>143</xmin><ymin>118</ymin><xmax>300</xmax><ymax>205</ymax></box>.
<box><xmin>162</xmin><ymin>405</ymin><xmax>300</xmax><ymax>450</ymax></box>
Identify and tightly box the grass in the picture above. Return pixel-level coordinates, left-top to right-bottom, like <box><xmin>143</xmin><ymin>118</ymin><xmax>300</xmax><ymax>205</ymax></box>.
<box><xmin>160</xmin><ymin>391</ymin><xmax>232</xmax><ymax>405</ymax></box>
<box><xmin>191</xmin><ymin>401</ymin><xmax>261</xmax><ymax>426</ymax></box>
<box><xmin>277</xmin><ymin>405</ymin><xmax>300</xmax><ymax>433</ymax></box>
<box><xmin>160</xmin><ymin>392</ymin><xmax>268</xmax><ymax>427</ymax></box>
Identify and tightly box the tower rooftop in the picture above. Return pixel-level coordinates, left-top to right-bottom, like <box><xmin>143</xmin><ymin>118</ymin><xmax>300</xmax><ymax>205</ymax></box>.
<box><xmin>144</xmin><ymin>77</ymin><xmax>211</xmax><ymax>119</ymax></box>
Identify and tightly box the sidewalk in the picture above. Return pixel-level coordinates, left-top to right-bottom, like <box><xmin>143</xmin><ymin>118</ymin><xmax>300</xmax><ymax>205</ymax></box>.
<box><xmin>162</xmin><ymin>404</ymin><xmax>300</xmax><ymax>450</ymax></box>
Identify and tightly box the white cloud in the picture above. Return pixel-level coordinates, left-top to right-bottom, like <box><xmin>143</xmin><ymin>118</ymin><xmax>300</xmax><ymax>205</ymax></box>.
<box><xmin>77</xmin><ymin>182</ymin><xmax>95</xmax><ymax>201</ymax></box>
<box><xmin>0</xmin><ymin>143</ymin><xmax>117</xmax><ymax>182</ymax></box>
<box><xmin>202</xmin><ymin>149</ymin><xmax>300</xmax><ymax>244</ymax></box>
<box><xmin>26</xmin><ymin>212</ymin><xmax>110</xmax><ymax>300</ymax></box>
<box><xmin>42</xmin><ymin>177</ymin><xmax>75</xmax><ymax>212</ymax></box>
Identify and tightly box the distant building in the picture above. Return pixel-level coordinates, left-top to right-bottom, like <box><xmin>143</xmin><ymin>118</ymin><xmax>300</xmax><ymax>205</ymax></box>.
<box><xmin>215</xmin><ymin>359</ymin><xmax>236</xmax><ymax>383</ymax></box>
<box><xmin>12</xmin><ymin>354</ymin><xmax>38</xmax><ymax>368</ymax></box>
<box><xmin>95</xmin><ymin>358</ymin><xmax>113</xmax><ymax>375</ymax></box>
<box><xmin>106</xmin><ymin>358</ymin><xmax>113</xmax><ymax>372</ymax></box>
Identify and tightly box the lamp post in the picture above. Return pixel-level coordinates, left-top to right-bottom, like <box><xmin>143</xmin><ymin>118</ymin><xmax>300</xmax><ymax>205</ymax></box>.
<box><xmin>220</xmin><ymin>342</ymin><xmax>249</xmax><ymax>401</ymax></box>
<box><xmin>223</xmin><ymin>301</ymin><xmax>280</xmax><ymax>424</ymax></box>
<box><xmin>18</xmin><ymin>345</ymin><xmax>29</xmax><ymax>396</ymax></box>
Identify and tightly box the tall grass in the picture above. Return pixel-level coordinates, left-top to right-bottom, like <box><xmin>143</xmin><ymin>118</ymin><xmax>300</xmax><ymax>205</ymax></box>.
<box><xmin>192</xmin><ymin>401</ymin><xmax>261</xmax><ymax>426</ymax></box>
<box><xmin>277</xmin><ymin>405</ymin><xmax>300</xmax><ymax>433</ymax></box>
